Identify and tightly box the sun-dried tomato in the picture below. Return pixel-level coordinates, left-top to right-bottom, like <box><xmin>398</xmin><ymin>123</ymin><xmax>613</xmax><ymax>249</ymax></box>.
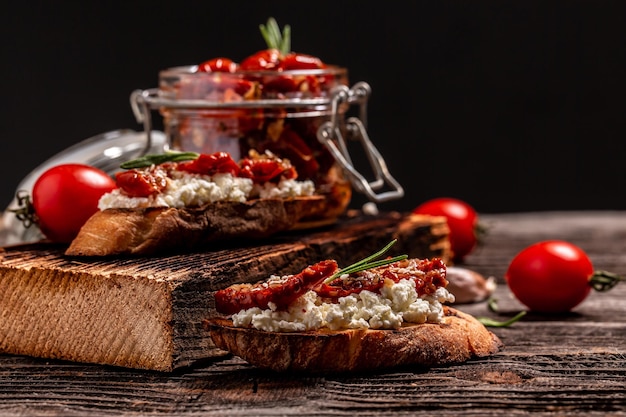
<box><xmin>240</xmin><ymin>48</ymin><xmax>282</xmax><ymax>71</ymax></box>
<box><xmin>177</xmin><ymin>152</ymin><xmax>240</xmax><ymax>176</ymax></box>
<box><xmin>215</xmin><ymin>260</ymin><xmax>338</xmax><ymax>314</ymax></box>
<box><xmin>238</xmin><ymin>158</ymin><xmax>286</xmax><ymax>183</ymax></box>
<box><xmin>316</xmin><ymin>258</ymin><xmax>448</xmax><ymax>300</ymax></box>
<box><xmin>115</xmin><ymin>169</ymin><xmax>167</xmax><ymax>198</ymax></box>
<box><xmin>316</xmin><ymin>272</ymin><xmax>385</xmax><ymax>299</ymax></box>
<box><xmin>197</xmin><ymin>57</ymin><xmax>239</xmax><ymax>73</ymax></box>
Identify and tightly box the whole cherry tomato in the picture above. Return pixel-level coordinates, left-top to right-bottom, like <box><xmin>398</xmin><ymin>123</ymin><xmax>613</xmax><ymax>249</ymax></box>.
<box><xmin>505</xmin><ymin>240</ymin><xmax>596</xmax><ymax>313</ymax></box>
<box><xmin>412</xmin><ymin>197</ymin><xmax>480</xmax><ymax>262</ymax></box>
<box><xmin>30</xmin><ymin>164</ymin><xmax>117</xmax><ymax>243</ymax></box>
<box><xmin>505</xmin><ymin>240</ymin><xmax>624</xmax><ymax>313</ymax></box>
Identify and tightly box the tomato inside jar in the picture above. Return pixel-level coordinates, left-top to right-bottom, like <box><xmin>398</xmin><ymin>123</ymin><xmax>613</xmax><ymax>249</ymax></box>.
<box><xmin>155</xmin><ymin>65</ymin><xmax>353</xmax><ymax>222</ymax></box>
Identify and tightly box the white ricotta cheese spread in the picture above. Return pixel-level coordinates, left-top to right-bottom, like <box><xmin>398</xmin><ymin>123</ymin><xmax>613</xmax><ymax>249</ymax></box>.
<box><xmin>230</xmin><ymin>278</ymin><xmax>456</xmax><ymax>332</ymax></box>
<box><xmin>254</xmin><ymin>178</ymin><xmax>316</xmax><ymax>199</ymax></box>
<box><xmin>98</xmin><ymin>171</ymin><xmax>315</xmax><ymax>210</ymax></box>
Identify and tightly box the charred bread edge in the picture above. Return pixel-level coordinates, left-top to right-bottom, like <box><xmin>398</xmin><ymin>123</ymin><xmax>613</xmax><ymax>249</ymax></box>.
<box><xmin>65</xmin><ymin>196</ymin><xmax>329</xmax><ymax>256</ymax></box>
<box><xmin>204</xmin><ymin>307</ymin><xmax>503</xmax><ymax>373</ymax></box>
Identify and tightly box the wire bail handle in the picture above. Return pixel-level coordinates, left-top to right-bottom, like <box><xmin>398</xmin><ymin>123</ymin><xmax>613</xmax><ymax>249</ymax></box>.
<box><xmin>317</xmin><ymin>82</ymin><xmax>404</xmax><ymax>203</ymax></box>
<box><xmin>129</xmin><ymin>89</ymin><xmax>159</xmax><ymax>156</ymax></box>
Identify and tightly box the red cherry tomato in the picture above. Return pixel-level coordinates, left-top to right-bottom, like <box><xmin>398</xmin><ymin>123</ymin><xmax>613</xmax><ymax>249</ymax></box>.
<box><xmin>505</xmin><ymin>240</ymin><xmax>595</xmax><ymax>313</ymax></box>
<box><xmin>31</xmin><ymin>164</ymin><xmax>117</xmax><ymax>243</ymax></box>
<box><xmin>197</xmin><ymin>57</ymin><xmax>238</xmax><ymax>73</ymax></box>
<box><xmin>412</xmin><ymin>197</ymin><xmax>479</xmax><ymax>262</ymax></box>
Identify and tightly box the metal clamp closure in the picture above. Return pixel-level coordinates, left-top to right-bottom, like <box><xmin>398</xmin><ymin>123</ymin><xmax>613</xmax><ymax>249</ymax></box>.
<box><xmin>317</xmin><ymin>82</ymin><xmax>404</xmax><ymax>203</ymax></box>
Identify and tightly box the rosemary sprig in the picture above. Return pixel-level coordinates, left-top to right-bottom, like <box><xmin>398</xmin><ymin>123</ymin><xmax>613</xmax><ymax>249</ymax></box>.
<box><xmin>477</xmin><ymin>311</ymin><xmax>527</xmax><ymax>328</ymax></box>
<box><xmin>487</xmin><ymin>296</ymin><xmax>499</xmax><ymax>313</ymax></box>
<box><xmin>324</xmin><ymin>239</ymin><xmax>408</xmax><ymax>284</ymax></box>
<box><xmin>259</xmin><ymin>17</ymin><xmax>291</xmax><ymax>55</ymax></box>
<box><xmin>120</xmin><ymin>151</ymin><xmax>199</xmax><ymax>169</ymax></box>
<box><xmin>478</xmin><ymin>297</ymin><xmax>526</xmax><ymax>328</ymax></box>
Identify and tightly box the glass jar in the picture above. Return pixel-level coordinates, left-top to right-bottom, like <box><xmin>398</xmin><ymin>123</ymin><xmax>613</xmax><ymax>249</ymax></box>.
<box><xmin>130</xmin><ymin>65</ymin><xmax>403</xmax><ymax>224</ymax></box>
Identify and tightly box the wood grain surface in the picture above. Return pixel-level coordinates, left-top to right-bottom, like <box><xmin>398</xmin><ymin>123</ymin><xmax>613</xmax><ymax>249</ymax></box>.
<box><xmin>1</xmin><ymin>211</ymin><xmax>625</xmax><ymax>416</ymax></box>
<box><xmin>0</xmin><ymin>212</ymin><xmax>449</xmax><ymax>371</ymax></box>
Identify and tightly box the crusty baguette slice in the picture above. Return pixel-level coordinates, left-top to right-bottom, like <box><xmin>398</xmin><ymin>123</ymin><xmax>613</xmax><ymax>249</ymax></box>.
<box><xmin>205</xmin><ymin>307</ymin><xmax>503</xmax><ymax>373</ymax></box>
<box><xmin>65</xmin><ymin>196</ymin><xmax>327</xmax><ymax>256</ymax></box>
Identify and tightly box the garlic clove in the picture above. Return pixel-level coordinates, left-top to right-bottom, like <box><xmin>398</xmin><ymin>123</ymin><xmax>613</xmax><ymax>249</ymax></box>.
<box><xmin>446</xmin><ymin>266</ymin><xmax>496</xmax><ymax>304</ymax></box>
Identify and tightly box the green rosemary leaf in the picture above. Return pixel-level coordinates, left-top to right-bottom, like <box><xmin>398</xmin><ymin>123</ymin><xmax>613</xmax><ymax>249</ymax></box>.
<box><xmin>259</xmin><ymin>17</ymin><xmax>281</xmax><ymax>49</ymax></box>
<box><xmin>350</xmin><ymin>239</ymin><xmax>398</xmax><ymax>268</ymax></box>
<box><xmin>477</xmin><ymin>311</ymin><xmax>526</xmax><ymax>328</ymax></box>
<box><xmin>280</xmin><ymin>25</ymin><xmax>291</xmax><ymax>55</ymax></box>
<box><xmin>266</xmin><ymin>17</ymin><xmax>282</xmax><ymax>50</ymax></box>
<box><xmin>259</xmin><ymin>24</ymin><xmax>274</xmax><ymax>49</ymax></box>
<box><xmin>119</xmin><ymin>152</ymin><xmax>199</xmax><ymax>169</ymax></box>
<box><xmin>324</xmin><ymin>240</ymin><xmax>404</xmax><ymax>284</ymax></box>
<box><xmin>487</xmin><ymin>297</ymin><xmax>499</xmax><ymax>313</ymax></box>
<box><xmin>259</xmin><ymin>17</ymin><xmax>291</xmax><ymax>55</ymax></box>
<box><xmin>338</xmin><ymin>255</ymin><xmax>409</xmax><ymax>278</ymax></box>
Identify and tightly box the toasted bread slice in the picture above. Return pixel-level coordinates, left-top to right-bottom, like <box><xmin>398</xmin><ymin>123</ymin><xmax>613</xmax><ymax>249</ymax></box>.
<box><xmin>65</xmin><ymin>196</ymin><xmax>327</xmax><ymax>256</ymax></box>
<box><xmin>205</xmin><ymin>307</ymin><xmax>502</xmax><ymax>373</ymax></box>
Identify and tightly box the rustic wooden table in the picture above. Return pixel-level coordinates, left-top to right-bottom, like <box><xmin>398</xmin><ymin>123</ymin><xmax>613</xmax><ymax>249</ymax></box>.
<box><xmin>1</xmin><ymin>211</ymin><xmax>625</xmax><ymax>416</ymax></box>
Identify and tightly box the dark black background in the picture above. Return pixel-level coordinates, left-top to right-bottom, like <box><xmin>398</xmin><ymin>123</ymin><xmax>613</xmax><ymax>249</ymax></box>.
<box><xmin>3</xmin><ymin>1</ymin><xmax>625</xmax><ymax>214</ymax></box>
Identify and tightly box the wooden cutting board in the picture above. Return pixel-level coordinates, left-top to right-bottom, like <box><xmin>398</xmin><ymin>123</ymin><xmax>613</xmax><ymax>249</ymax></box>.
<box><xmin>0</xmin><ymin>212</ymin><xmax>449</xmax><ymax>371</ymax></box>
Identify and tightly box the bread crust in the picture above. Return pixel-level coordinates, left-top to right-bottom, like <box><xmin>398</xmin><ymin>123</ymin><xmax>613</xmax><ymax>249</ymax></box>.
<box><xmin>205</xmin><ymin>307</ymin><xmax>503</xmax><ymax>373</ymax></box>
<box><xmin>65</xmin><ymin>196</ymin><xmax>327</xmax><ymax>256</ymax></box>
